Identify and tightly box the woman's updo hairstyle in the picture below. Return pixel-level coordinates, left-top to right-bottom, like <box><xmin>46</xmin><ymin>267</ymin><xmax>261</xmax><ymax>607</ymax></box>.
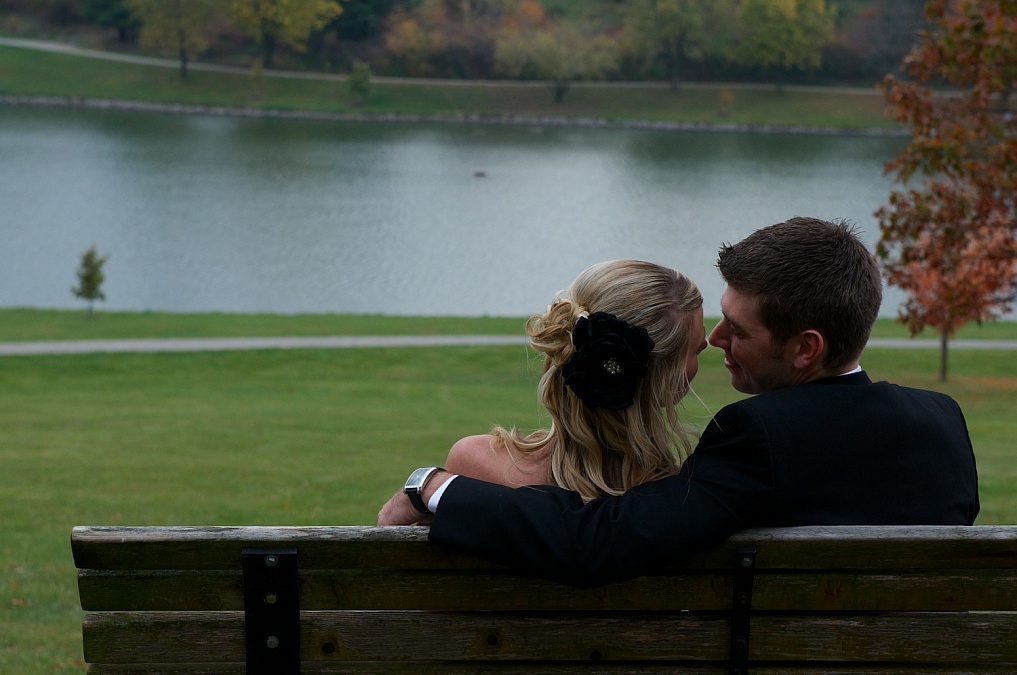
<box><xmin>495</xmin><ymin>260</ymin><xmax>703</xmax><ymax>500</ymax></box>
<box><xmin>526</xmin><ymin>296</ymin><xmax>588</xmax><ymax>371</ymax></box>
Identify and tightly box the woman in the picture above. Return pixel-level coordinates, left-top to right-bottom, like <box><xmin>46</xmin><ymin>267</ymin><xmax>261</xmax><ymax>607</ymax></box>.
<box><xmin>445</xmin><ymin>259</ymin><xmax>706</xmax><ymax>501</ymax></box>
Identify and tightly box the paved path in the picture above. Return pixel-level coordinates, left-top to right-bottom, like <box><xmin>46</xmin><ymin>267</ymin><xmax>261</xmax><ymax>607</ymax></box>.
<box><xmin>867</xmin><ymin>338</ymin><xmax>1017</xmax><ymax>350</ymax></box>
<box><xmin>0</xmin><ymin>336</ymin><xmax>1014</xmax><ymax>356</ymax></box>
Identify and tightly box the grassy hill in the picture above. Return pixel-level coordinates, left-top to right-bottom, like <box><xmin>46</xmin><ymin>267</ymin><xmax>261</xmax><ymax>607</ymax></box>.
<box><xmin>0</xmin><ymin>41</ymin><xmax>902</xmax><ymax>131</ymax></box>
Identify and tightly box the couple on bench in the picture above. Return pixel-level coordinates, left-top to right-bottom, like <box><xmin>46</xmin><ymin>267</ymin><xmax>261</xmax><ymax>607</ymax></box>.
<box><xmin>379</xmin><ymin>216</ymin><xmax>979</xmax><ymax>587</ymax></box>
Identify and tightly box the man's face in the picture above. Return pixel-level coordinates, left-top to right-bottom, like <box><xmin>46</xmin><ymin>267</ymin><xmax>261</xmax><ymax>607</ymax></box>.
<box><xmin>707</xmin><ymin>286</ymin><xmax>798</xmax><ymax>394</ymax></box>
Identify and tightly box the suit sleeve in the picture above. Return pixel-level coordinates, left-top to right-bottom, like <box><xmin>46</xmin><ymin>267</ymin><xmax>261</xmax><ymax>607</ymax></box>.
<box><xmin>428</xmin><ymin>403</ymin><xmax>775</xmax><ymax>586</ymax></box>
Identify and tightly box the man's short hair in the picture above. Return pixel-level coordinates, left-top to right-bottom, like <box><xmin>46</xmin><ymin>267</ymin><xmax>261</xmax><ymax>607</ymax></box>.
<box><xmin>716</xmin><ymin>216</ymin><xmax>882</xmax><ymax>370</ymax></box>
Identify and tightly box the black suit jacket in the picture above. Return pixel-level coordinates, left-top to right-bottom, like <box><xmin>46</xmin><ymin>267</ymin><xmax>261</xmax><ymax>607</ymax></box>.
<box><xmin>429</xmin><ymin>372</ymin><xmax>979</xmax><ymax>586</ymax></box>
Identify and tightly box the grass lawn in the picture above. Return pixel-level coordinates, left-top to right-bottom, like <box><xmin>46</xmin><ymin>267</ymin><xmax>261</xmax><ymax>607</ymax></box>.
<box><xmin>0</xmin><ymin>308</ymin><xmax>524</xmax><ymax>341</ymax></box>
<box><xmin>0</xmin><ymin>44</ymin><xmax>900</xmax><ymax>131</ymax></box>
<box><xmin>1</xmin><ymin>307</ymin><xmax>1015</xmax><ymax>342</ymax></box>
<box><xmin>0</xmin><ymin>311</ymin><xmax>1015</xmax><ymax>672</ymax></box>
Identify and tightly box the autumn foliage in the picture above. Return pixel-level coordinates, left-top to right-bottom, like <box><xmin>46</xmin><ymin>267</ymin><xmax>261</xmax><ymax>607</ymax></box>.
<box><xmin>230</xmin><ymin>0</ymin><xmax>343</xmax><ymax>68</ymax></box>
<box><xmin>876</xmin><ymin>0</ymin><xmax>1017</xmax><ymax>378</ymax></box>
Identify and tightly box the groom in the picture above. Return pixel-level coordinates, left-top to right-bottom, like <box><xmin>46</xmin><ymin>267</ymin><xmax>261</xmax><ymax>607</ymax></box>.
<box><xmin>378</xmin><ymin>217</ymin><xmax>979</xmax><ymax>587</ymax></box>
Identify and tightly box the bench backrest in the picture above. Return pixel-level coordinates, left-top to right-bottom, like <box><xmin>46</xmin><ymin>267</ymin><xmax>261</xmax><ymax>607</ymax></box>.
<box><xmin>71</xmin><ymin>524</ymin><xmax>1017</xmax><ymax>674</ymax></box>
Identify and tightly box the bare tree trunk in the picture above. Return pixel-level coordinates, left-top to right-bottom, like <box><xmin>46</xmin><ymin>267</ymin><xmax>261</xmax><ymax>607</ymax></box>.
<box><xmin>939</xmin><ymin>330</ymin><xmax>949</xmax><ymax>382</ymax></box>
<box><xmin>177</xmin><ymin>23</ymin><xmax>188</xmax><ymax>79</ymax></box>
<box><xmin>667</xmin><ymin>37</ymin><xmax>679</xmax><ymax>91</ymax></box>
<box><xmin>174</xmin><ymin>0</ymin><xmax>188</xmax><ymax>80</ymax></box>
<box><xmin>263</xmin><ymin>33</ymin><xmax>277</xmax><ymax>69</ymax></box>
<box><xmin>550</xmin><ymin>80</ymin><xmax>570</xmax><ymax>103</ymax></box>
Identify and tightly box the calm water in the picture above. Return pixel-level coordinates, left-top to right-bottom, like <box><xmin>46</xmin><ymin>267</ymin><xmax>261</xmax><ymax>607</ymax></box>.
<box><xmin>1</xmin><ymin>105</ymin><xmax>909</xmax><ymax>318</ymax></box>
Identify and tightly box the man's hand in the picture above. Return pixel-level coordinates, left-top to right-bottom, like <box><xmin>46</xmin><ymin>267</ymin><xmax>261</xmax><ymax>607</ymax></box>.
<box><xmin>377</xmin><ymin>469</ymin><xmax>453</xmax><ymax>526</ymax></box>
<box><xmin>377</xmin><ymin>490</ymin><xmax>432</xmax><ymax>526</ymax></box>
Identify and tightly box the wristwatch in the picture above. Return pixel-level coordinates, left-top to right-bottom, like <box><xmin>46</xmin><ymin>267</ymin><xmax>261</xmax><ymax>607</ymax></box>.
<box><xmin>404</xmin><ymin>466</ymin><xmax>443</xmax><ymax>514</ymax></box>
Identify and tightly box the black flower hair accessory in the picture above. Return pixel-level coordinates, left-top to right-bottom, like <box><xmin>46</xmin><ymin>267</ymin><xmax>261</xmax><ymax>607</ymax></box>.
<box><xmin>562</xmin><ymin>311</ymin><xmax>655</xmax><ymax>410</ymax></box>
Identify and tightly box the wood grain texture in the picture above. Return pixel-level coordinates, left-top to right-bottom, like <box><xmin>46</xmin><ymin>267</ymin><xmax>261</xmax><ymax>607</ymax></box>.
<box><xmin>71</xmin><ymin>525</ymin><xmax>1017</xmax><ymax>570</ymax></box>
<box><xmin>71</xmin><ymin>525</ymin><xmax>1017</xmax><ymax>672</ymax></box>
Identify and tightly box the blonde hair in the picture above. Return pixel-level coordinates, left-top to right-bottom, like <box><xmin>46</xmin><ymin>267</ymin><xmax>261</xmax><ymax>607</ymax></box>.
<box><xmin>492</xmin><ymin>260</ymin><xmax>703</xmax><ymax>500</ymax></box>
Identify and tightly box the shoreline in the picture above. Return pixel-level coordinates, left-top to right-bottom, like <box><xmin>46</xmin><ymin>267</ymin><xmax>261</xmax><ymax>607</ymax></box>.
<box><xmin>0</xmin><ymin>94</ymin><xmax>909</xmax><ymax>137</ymax></box>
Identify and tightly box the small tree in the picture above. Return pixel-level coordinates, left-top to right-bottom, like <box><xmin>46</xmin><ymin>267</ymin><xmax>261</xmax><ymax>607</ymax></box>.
<box><xmin>82</xmin><ymin>0</ymin><xmax>140</xmax><ymax>42</ymax></box>
<box><xmin>72</xmin><ymin>246</ymin><xmax>109</xmax><ymax>318</ymax></box>
<box><xmin>126</xmin><ymin>0</ymin><xmax>221</xmax><ymax>78</ymax></box>
<box><xmin>733</xmin><ymin>0</ymin><xmax>835</xmax><ymax>91</ymax></box>
<box><xmin>626</xmin><ymin>0</ymin><xmax>710</xmax><ymax>90</ymax></box>
<box><xmin>494</xmin><ymin>23</ymin><xmax>619</xmax><ymax>103</ymax></box>
<box><xmin>229</xmin><ymin>0</ymin><xmax>343</xmax><ymax>69</ymax></box>
<box><xmin>876</xmin><ymin>0</ymin><xmax>1017</xmax><ymax>382</ymax></box>
<box><xmin>348</xmin><ymin>60</ymin><xmax>372</xmax><ymax>105</ymax></box>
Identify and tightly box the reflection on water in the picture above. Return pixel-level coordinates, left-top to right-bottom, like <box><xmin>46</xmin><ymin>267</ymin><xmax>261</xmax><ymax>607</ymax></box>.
<box><xmin>0</xmin><ymin>105</ymin><xmax>909</xmax><ymax>317</ymax></box>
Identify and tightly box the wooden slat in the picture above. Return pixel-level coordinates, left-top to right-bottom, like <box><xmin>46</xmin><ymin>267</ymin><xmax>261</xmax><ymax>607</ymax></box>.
<box><xmin>744</xmin><ymin>526</ymin><xmax>1017</xmax><ymax>570</ymax></box>
<box><xmin>83</xmin><ymin>612</ymin><xmax>246</xmax><ymax>663</ymax></box>
<box><xmin>87</xmin><ymin>664</ymin><xmax>733</xmax><ymax>674</ymax></box>
<box><xmin>752</xmin><ymin>669</ymin><xmax>1017</xmax><ymax>675</ymax></box>
<box><xmin>750</xmin><ymin>613</ymin><xmax>1017</xmax><ymax>662</ymax></box>
<box><xmin>83</xmin><ymin>610</ymin><xmax>732</xmax><ymax>663</ymax></box>
<box><xmin>89</xmin><ymin>665</ymin><xmax>246</xmax><ymax>675</ymax></box>
<box><xmin>305</xmin><ymin>611</ymin><xmax>733</xmax><ymax>662</ymax></box>
<box><xmin>85</xmin><ymin>667</ymin><xmax>1017</xmax><ymax>675</ymax></box>
<box><xmin>82</xmin><ymin>610</ymin><xmax>1017</xmax><ymax>665</ymax></box>
<box><xmin>77</xmin><ymin>568</ymin><xmax>730</xmax><ymax>612</ymax></box>
<box><xmin>77</xmin><ymin>569</ymin><xmax>242</xmax><ymax>611</ymax></box>
<box><xmin>71</xmin><ymin>525</ymin><xmax>1017</xmax><ymax>571</ymax></box>
<box><xmin>751</xmin><ymin>569</ymin><xmax>1017</xmax><ymax>611</ymax></box>
<box><xmin>72</xmin><ymin>526</ymin><xmax>447</xmax><ymax>571</ymax></box>
<box><xmin>77</xmin><ymin>567</ymin><xmax>1017</xmax><ymax>612</ymax></box>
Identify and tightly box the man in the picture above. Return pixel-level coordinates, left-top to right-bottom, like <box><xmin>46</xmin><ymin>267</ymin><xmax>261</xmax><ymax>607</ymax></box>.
<box><xmin>378</xmin><ymin>217</ymin><xmax>979</xmax><ymax>587</ymax></box>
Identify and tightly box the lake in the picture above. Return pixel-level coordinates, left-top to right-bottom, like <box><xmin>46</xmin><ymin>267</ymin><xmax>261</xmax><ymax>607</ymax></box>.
<box><xmin>1</xmin><ymin>104</ymin><xmax>909</xmax><ymax>318</ymax></box>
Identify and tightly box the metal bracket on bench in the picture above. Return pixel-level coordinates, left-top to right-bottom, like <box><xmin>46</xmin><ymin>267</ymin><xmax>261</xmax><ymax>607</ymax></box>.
<box><xmin>242</xmin><ymin>547</ymin><xmax>300</xmax><ymax>675</ymax></box>
<box><xmin>729</xmin><ymin>545</ymin><xmax>757</xmax><ymax>675</ymax></box>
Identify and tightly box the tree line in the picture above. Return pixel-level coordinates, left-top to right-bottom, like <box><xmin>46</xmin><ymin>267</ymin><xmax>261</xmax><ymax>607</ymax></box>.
<box><xmin>5</xmin><ymin>0</ymin><xmax>928</xmax><ymax>86</ymax></box>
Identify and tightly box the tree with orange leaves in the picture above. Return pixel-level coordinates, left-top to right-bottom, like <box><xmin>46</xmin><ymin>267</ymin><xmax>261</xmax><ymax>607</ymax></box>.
<box><xmin>876</xmin><ymin>0</ymin><xmax>1017</xmax><ymax>381</ymax></box>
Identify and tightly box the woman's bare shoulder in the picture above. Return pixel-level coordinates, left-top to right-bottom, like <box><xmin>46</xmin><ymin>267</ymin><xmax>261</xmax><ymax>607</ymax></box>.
<box><xmin>446</xmin><ymin>434</ymin><xmax>549</xmax><ymax>487</ymax></box>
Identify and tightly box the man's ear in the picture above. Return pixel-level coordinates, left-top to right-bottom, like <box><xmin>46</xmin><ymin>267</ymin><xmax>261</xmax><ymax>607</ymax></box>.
<box><xmin>792</xmin><ymin>329</ymin><xmax>826</xmax><ymax>369</ymax></box>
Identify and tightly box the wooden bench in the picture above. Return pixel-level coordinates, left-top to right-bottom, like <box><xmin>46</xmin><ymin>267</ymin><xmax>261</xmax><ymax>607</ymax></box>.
<box><xmin>71</xmin><ymin>524</ymin><xmax>1017</xmax><ymax>674</ymax></box>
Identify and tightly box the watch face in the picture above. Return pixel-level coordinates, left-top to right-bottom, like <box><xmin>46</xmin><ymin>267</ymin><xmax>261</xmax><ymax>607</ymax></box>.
<box><xmin>406</xmin><ymin>467</ymin><xmax>435</xmax><ymax>490</ymax></box>
<box><xmin>405</xmin><ymin>467</ymin><xmax>437</xmax><ymax>514</ymax></box>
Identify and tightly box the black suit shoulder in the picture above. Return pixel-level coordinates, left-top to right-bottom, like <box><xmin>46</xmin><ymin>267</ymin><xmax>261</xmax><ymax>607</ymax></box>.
<box><xmin>697</xmin><ymin>373</ymin><xmax>978</xmax><ymax>527</ymax></box>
